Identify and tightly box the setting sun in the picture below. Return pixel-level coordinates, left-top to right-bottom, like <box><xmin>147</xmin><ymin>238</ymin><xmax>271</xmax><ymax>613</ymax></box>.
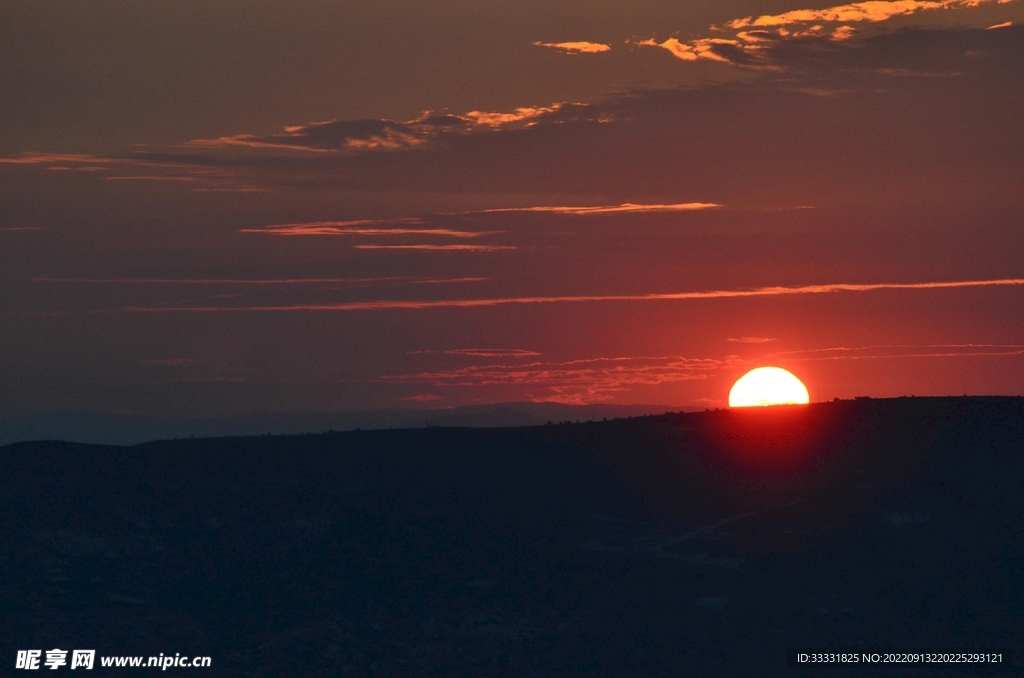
<box><xmin>729</xmin><ymin>367</ymin><xmax>810</xmax><ymax>408</ymax></box>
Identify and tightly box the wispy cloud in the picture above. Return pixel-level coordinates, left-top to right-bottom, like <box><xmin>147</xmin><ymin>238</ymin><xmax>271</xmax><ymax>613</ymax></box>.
<box><xmin>56</xmin><ymin>277</ymin><xmax>1024</xmax><ymax>315</ymax></box>
<box><xmin>0</xmin><ymin>153</ymin><xmax>117</xmax><ymax>166</ymax></box>
<box><xmin>352</xmin><ymin>244</ymin><xmax>515</xmax><ymax>251</ymax></box>
<box><xmin>727</xmin><ymin>336</ymin><xmax>776</xmax><ymax>343</ymax></box>
<box><xmin>187</xmin><ymin>134</ymin><xmax>340</xmax><ymax>154</ymax></box>
<box><xmin>409</xmin><ymin>348</ymin><xmax>543</xmax><ymax>358</ymax></box>
<box><xmin>775</xmin><ymin>343</ymin><xmax>1024</xmax><ymax>361</ymax></box>
<box><xmin>102</xmin><ymin>175</ymin><xmax>200</xmax><ymax>182</ymax></box>
<box><xmin>377</xmin><ymin>355</ymin><xmax>724</xmax><ymax>404</ymax></box>
<box><xmin>988</xmin><ymin>20</ymin><xmax>1013</xmax><ymax>28</ymax></box>
<box><xmin>187</xmin><ymin>105</ymin><xmax>574</xmax><ymax>154</ymax></box>
<box><xmin>0</xmin><ymin>152</ymin><xmax>264</xmax><ymax>190</ymax></box>
<box><xmin>534</xmin><ymin>41</ymin><xmax>612</xmax><ymax>54</ymax></box>
<box><xmin>237</xmin><ymin>204</ymin><xmax>719</xmax><ymax>240</ymax></box>
<box><xmin>240</xmin><ymin>221</ymin><xmax>500</xmax><ymax>238</ymax></box>
<box><xmin>475</xmin><ymin>202</ymin><xmax>720</xmax><ymax>215</ymax></box>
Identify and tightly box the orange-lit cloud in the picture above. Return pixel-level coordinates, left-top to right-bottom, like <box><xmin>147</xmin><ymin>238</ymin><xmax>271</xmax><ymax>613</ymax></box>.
<box><xmin>988</xmin><ymin>20</ymin><xmax>1013</xmax><ymax>27</ymax></box>
<box><xmin>0</xmin><ymin>153</ymin><xmax>116</xmax><ymax>166</ymax></box>
<box><xmin>638</xmin><ymin>38</ymin><xmax>755</xmax><ymax>64</ymax></box>
<box><xmin>187</xmin><ymin>134</ymin><xmax>340</xmax><ymax>154</ymax></box>
<box><xmin>46</xmin><ymin>166</ymin><xmax>109</xmax><ymax>172</ymax></box>
<box><xmin>377</xmin><ymin>355</ymin><xmax>724</xmax><ymax>404</ymax></box>
<box><xmin>241</xmin><ymin>221</ymin><xmax>500</xmax><ymax>238</ymax></box>
<box><xmin>186</xmin><ymin>105</ymin><xmax>575</xmax><ymax>154</ymax></box>
<box><xmin>63</xmin><ymin>277</ymin><xmax>1024</xmax><ymax>315</ymax></box>
<box><xmin>534</xmin><ymin>41</ymin><xmax>612</xmax><ymax>54</ymax></box>
<box><xmin>461</xmin><ymin>106</ymin><xmax>564</xmax><ymax>128</ymax></box>
<box><xmin>727</xmin><ymin>0</ymin><xmax>1009</xmax><ymax>29</ymax></box>
<box><xmin>639</xmin><ymin>0</ymin><xmax>1015</xmax><ymax>66</ymax></box>
<box><xmin>477</xmin><ymin>202</ymin><xmax>720</xmax><ymax>215</ymax></box>
<box><xmin>242</xmin><ymin>204</ymin><xmax>720</xmax><ymax>237</ymax></box>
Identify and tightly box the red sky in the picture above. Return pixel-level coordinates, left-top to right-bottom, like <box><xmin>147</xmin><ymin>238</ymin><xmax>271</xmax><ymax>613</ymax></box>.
<box><xmin>1</xmin><ymin>0</ymin><xmax>1023</xmax><ymax>415</ymax></box>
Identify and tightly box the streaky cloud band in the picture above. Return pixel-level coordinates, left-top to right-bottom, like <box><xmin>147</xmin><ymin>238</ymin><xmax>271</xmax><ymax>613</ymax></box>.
<box><xmin>473</xmin><ymin>202</ymin><xmax>720</xmax><ymax>215</ymax></box>
<box><xmin>50</xmin><ymin>277</ymin><xmax>1024</xmax><ymax>314</ymax></box>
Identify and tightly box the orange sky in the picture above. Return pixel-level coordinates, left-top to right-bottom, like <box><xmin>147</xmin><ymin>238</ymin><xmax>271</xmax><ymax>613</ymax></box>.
<box><xmin>1</xmin><ymin>0</ymin><xmax>1022</xmax><ymax>416</ymax></box>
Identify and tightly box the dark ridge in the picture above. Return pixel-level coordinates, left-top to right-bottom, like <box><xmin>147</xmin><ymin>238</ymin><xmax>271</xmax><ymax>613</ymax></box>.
<box><xmin>1</xmin><ymin>397</ymin><xmax>1021</xmax><ymax>676</ymax></box>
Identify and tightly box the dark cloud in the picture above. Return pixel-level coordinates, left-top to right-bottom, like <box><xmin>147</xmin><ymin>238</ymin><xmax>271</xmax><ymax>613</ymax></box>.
<box><xmin>187</xmin><ymin>105</ymin><xmax>580</xmax><ymax>153</ymax></box>
<box><xmin>3</xmin><ymin>25</ymin><xmax>1015</xmax><ymax>208</ymax></box>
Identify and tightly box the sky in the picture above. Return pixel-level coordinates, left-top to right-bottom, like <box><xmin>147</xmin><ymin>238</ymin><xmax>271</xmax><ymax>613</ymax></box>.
<box><xmin>1</xmin><ymin>0</ymin><xmax>1023</xmax><ymax>416</ymax></box>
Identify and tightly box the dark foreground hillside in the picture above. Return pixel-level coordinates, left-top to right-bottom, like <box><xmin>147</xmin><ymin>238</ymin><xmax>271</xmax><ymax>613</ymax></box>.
<box><xmin>1</xmin><ymin>397</ymin><xmax>1022</xmax><ymax>676</ymax></box>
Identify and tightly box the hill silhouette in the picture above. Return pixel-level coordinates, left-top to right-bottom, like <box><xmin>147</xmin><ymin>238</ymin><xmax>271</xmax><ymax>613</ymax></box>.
<box><xmin>1</xmin><ymin>397</ymin><xmax>1021</xmax><ymax>676</ymax></box>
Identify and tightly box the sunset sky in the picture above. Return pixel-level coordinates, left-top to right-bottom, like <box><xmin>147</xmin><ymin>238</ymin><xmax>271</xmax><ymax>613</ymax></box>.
<box><xmin>2</xmin><ymin>0</ymin><xmax>1023</xmax><ymax>416</ymax></box>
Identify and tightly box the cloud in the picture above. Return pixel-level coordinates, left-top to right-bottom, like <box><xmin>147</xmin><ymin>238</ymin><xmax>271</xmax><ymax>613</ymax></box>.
<box><xmin>5</xmin><ymin>27</ymin><xmax>1020</xmax><ymax>204</ymax></box>
<box><xmin>235</xmin><ymin>204</ymin><xmax>719</xmax><ymax>240</ymax></box>
<box><xmin>0</xmin><ymin>151</ymin><xmax>264</xmax><ymax>190</ymax></box>
<box><xmin>0</xmin><ymin>153</ymin><xmax>116</xmax><ymax>166</ymax></box>
<box><xmin>776</xmin><ymin>343</ymin><xmax>1024</xmax><ymax>361</ymax></box>
<box><xmin>187</xmin><ymin>105</ymin><xmax>573</xmax><ymax>153</ymax></box>
<box><xmin>409</xmin><ymin>348</ymin><xmax>543</xmax><ymax>358</ymax></box>
<box><xmin>475</xmin><ymin>202</ymin><xmax>720</xmax><ymax>215</ymax></box>
<box><xmin>988</xmin><ymin>20</ymin><xmax>1014</xmax><ymax>28</ymax></box>
<box><xmin>446</xmin><ymin>348</ymin><xmax>542</xmax><ymax>357</ymax></box>
<box><xmin>351</xmin><ymin>244</ymin><xmax>514</xmax><ymax>251</ymax></box>
<box><xmin>240</xmin><ymin>221</ymin><xmax>500</xmax><ymax>238</ymax></box>
<box><xmin>461</xmin><ymin>106</ymin><xmax>565</xmax><ymax>128</ymax></box>
<box><xmin>376</xmin><ymin>355</ymin><xmax>723</xmax><ymax>405</ymax></box>
<box><xmin>727</xmin><ymin>337</ymin><xmax>777</xmax><ymax>343</ymax></box>
<box><xmin>102</xmin><ymin>175</ymin><xmax>200</xmax><ymax>182</ymax></box>
<box><xmin>187</xmin><ymin>119</ymin><xmax>422</xmax><ymax>153</ymax></box>
<box><xmin>727</xmin><ymin>0</ymin><xmax>1010</xmax><ymax>29</ymax></box>
<box><xmin>57</xmin><ymin>277</ymin><xmax>1024</xmax><ymax>315</ymax></box>
<box><xmin>639</xmin><ymin>0</ymin><xmax>1016</xmax><ymax>66</ymax></box>
<box><xmin>413</xmin><ymin>277</ymin><xmax>490</xmax><ymax>285</ymax></box>
<box><xmin>534</xmin><ymin>41</ymin><xmax>612</xmax><ymax>54</ymax></box>
<box><xmin>400</xmin><ymin>394</ymin><xmax>443</xmax><ymax>402</ymax></box>
<box><xmin>637</xmin><ymin>38</ymin><xmax>762</xmax><ymax>65</ymax></box>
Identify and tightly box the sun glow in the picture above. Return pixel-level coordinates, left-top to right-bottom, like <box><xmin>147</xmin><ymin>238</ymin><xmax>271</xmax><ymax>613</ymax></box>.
<box><xmin>729</xmin><ymin>367</ymin><xmax>810</xmax><ymax>407</ymax></box>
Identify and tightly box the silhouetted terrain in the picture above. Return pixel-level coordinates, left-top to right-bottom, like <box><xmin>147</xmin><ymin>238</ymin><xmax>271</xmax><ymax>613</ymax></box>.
<box><xmin>1</xmin><ymin>397</ymin><xmax>1022</xmax><ymax>676</ymax></box>
<box><xmin>0</xmin><ymin>403</ymin><xmax>678</xmax><ymax>447</ymax></box>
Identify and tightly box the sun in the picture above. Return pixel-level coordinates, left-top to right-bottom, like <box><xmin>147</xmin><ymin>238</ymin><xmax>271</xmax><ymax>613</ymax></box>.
<box><xmin>729</xmin><ymin>367</ymin><xmax>810</xmax><ymax>408</ymax></box>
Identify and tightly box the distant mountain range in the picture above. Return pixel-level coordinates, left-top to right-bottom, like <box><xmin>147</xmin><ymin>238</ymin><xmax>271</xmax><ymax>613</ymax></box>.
<box><xmin>0</xmin><ymin>402</ymin><xmax>688</xmax><ymax>446</ymax></box>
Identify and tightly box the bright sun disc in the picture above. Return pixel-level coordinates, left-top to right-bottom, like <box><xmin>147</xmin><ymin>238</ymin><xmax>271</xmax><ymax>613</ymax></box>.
<box><xmin>729</xmin><ymin>367</ymin><xmax>809</xmax><ymax>408</ymax></box>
